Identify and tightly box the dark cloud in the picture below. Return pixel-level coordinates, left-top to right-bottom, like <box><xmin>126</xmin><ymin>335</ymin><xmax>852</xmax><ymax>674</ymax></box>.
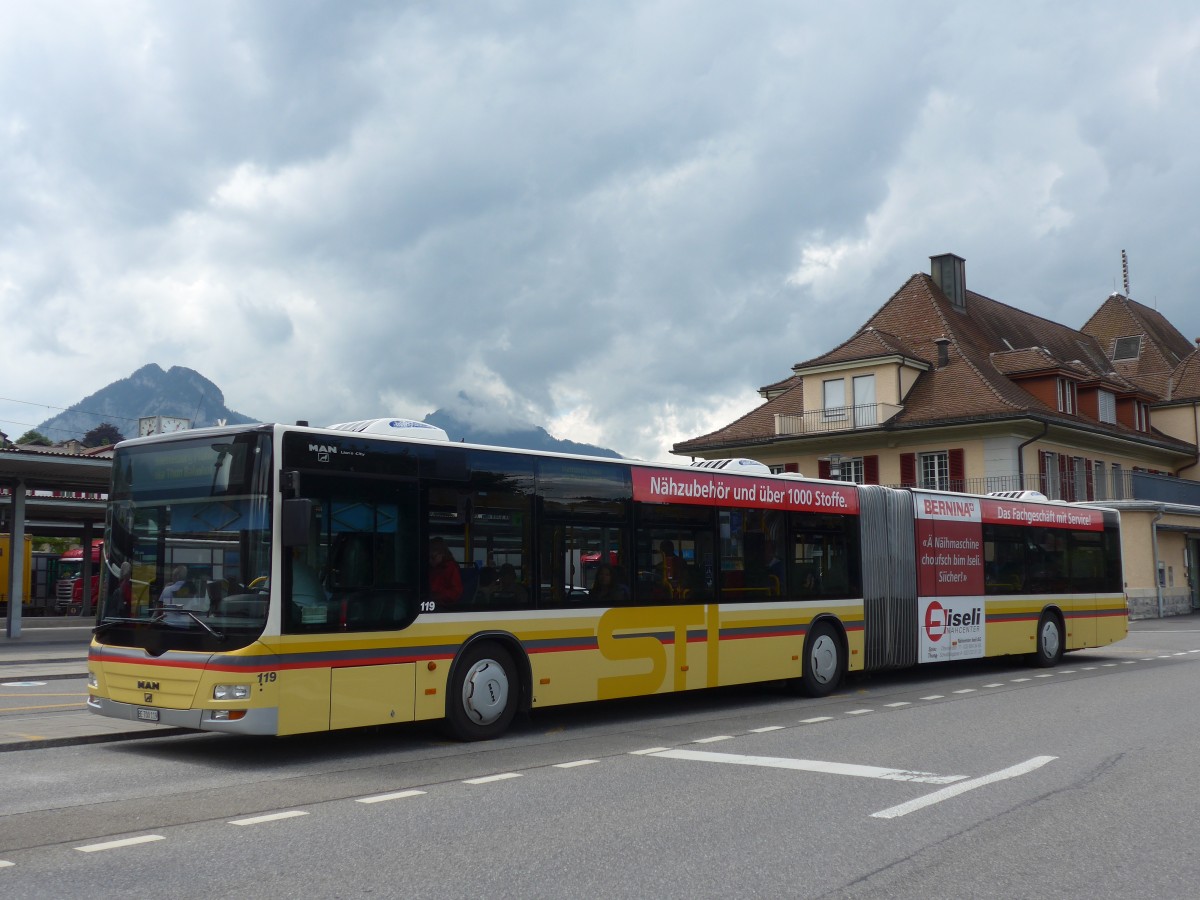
<box><xmin>1</xmin><ymin>2</ymin><xmax>1198</xmax><ymax>458</ymax></box>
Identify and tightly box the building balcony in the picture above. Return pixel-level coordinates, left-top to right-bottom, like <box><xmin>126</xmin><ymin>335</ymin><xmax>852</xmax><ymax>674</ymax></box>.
<box><xmin>775</xmin><ymin>403</ymin><xmax>903</xmax><ymax>435</ymax></box>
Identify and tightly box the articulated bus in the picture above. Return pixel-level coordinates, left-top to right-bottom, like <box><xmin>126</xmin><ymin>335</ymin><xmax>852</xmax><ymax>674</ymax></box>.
<box><xmin>87</xmin><ymin>418</ymin><xmax>1127</xmax><ymax>740</ymax></box>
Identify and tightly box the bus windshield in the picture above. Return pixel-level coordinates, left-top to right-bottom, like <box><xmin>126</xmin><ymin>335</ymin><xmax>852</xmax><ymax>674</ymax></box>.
<box><xmin>98</xmin><ymin>430</ymin><xmax>274</xmax><ymax>653</ymax></box>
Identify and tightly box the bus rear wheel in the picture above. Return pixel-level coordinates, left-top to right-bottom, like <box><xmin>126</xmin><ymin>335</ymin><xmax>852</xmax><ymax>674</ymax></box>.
<box><xmin>798</xmin><ymin>621</ymin><xmax>844</xmax><ymax>697</ymax></box>
<box><xmin>445</xmin><ymin>641</ymin><xmax>518</xmax><ymax>741</ymax></box>
<box><xmin>1030</xmin><ymin>612</ymin><xmax>1064</xmax><ymax>668</ymax></box>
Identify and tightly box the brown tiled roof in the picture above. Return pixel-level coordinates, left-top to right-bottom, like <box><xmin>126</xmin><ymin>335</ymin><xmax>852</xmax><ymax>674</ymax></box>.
<box><xmin>1166</xmin><ymin>349</ymin><xmax>1200</xmax><ymax>402</ymax></box>
<box><xmin>675</xmin><ymin>376</ymin><xmax>804</xmax><ymax>454</ymax></box>
<box><xmin>675</xmin><ymin>268</ymin><xmax>1194</xmax><ymax>456</ymax></box>
<box><xmin>1082</xmin><ymin>294</ymin><xmax>1195</xmax><ymax>395</ymax></box>
<box><xmin>794</xmin><ymin>326</ymin><xmax>927</xmax><ymax>370</ymax></box>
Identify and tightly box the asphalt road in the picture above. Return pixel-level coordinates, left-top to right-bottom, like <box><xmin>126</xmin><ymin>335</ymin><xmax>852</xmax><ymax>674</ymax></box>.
<box><xmin>2</xmin><ymin>622</ymin><xmax>1199</xmax><ymax>899</ymax></box>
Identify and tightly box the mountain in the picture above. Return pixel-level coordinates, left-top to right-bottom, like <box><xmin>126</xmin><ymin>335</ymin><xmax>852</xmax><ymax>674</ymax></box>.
<box><xmin>37</xmin><ymin>364</ymin><xmax>258</xmax><ymax>441</ymax></box>
<box><xmin>423</xmin><ymin>409</ymin><xmax>622</xmax><ymax>458</ymax></box>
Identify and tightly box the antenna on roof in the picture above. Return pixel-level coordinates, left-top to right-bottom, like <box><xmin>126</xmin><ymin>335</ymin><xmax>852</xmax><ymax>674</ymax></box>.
<box><xmin>1121</xmin><ymin>249</ymin><xmax>1130</xmax><ymax>296</ymax></box>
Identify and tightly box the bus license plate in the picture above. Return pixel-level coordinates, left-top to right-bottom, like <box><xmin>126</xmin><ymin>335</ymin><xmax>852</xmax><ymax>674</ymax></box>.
<box><xmin>136</xmin><ymin>708</ymin><xmax>160</xmax><ymax>722</ymax></box>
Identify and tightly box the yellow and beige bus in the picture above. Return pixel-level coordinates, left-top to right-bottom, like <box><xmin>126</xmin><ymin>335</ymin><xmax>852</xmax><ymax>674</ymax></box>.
<box><xmin>88</xmin><ymin>418</ymin><xmax>1127</xmax><ymax>740</ymax></box>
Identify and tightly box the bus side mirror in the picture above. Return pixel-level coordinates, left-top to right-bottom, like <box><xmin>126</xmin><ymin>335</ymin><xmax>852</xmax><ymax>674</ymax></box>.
<box><xmin>281</xmin><ymin>499</ymin><xmax>314</xmax><ymax>548</ymax></box>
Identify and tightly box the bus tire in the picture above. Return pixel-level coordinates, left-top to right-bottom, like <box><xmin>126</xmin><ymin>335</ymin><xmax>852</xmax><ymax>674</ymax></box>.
<box><xmin>1030</xmin><ymin>611</ymin><xmax>1064</xmax><ymax>668</ymax></box>
<box><xmin>445</xmin><ymin>641</ymin><xmax>518</xmax><ymax>741</ymax></box>
<box><xmin>799</xmin><ymin>621</ymin><xmax>844</xmax><ymax>697</ymax></box>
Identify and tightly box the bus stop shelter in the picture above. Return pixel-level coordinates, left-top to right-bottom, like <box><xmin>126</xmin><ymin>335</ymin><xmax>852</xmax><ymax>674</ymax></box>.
<box><xmin>0</xmin><ymin>446</ymin><xmax>112</xmax><ymax>639</ymax></box>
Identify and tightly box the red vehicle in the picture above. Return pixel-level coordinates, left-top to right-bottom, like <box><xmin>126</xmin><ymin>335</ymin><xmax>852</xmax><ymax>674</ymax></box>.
<box><xmin>55</xmin><ymin>539</ymin><xmax>103</xmax><ymax>615</ymax></box>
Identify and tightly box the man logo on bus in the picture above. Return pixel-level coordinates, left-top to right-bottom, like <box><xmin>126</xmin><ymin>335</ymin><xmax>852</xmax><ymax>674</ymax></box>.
<box><xmin>924</xmin><ymin>601</ymin><xmax>946</xmax><ymax>642</ymax></box>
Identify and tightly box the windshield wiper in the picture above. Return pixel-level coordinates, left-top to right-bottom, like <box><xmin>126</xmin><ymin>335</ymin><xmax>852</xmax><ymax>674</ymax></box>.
<box><xmin>160</xmin><ymin>605</ymin><xmax>227</xmax><ymax>640</ymax></box>
<box><xmin>93</xmin><ymin>617</ymin><xmax>141</xmax><ymax>637</ymax></box>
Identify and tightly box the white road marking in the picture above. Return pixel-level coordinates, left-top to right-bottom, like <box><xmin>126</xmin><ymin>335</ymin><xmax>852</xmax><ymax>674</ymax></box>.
<box><xmin>76</xmin><ymin>835</ymin><xmax>165</xmax><ymax>852</ymax></box>
<box><xmin>694</xmin><ymin>735</ymin><xmax>733</xmax><ymax>743</ymax></box>
<box><xmin>750</xmin><ymin>726</ymin><xmax>784</xmax><ymax>733</ymax></box>
<box><xmin>554</xmin><ymin>759</ymin><xmax>598</xmax><ymax>768</ymax></box>
<box><xmin>885</xmin><ymin>702</ymin><xmax>911</xmax><ymax>708</ymax></box>
<box><xmin>228</xmin><ymin>811</ymin><xmax>308</xmax><ymax>826</ymax></box>
<box><xmin>463</xmin><ymin>772</ymin><xmax>522</xmax><ymax>785</ymax></box>
<box><xmin>1121</xmin><ymin>660</ymin><xmax>1136</xmax><ymax>664</ymax></box>
<box><xmin>648</xmin><ymin>749</ymin><xmax>968</xmax><ymax>785</ymax></box>
<box><xmin>846</xmin><ymin>709</ymin><xmax>873</xmax><ymax>715</ymax></box>
<box><xmin>953</xmin><ymin>689</ymin><xmax>976</xmax><ymax>694</ymax></box>
<box><xmin>983</xmin><ymin>683</ymin><xmax>1004</xmax><ymax>688</ymax></box>
<box><xmin>1059</xmin><ymin>670</ymin><xmax>1076</xmax><ymax>674</ymax></box>
<box><xmin>356</xmin><ymin>789</ymin><xmax>426</xmax><ymax>804</ymax></box>
<box><xmin>0</xmin><ymin>860</ymin><xmax>15</xmax><ymax>867</ymax></box>
<box><xmin>630</xmin><ymin>747</ymin><xmax>670</xmax><ymax>755</ymax></box>
<box><xmin>800</xmin><ymin>716</ymin><xmax>832</xmax><ymax>724</ymax></box>
<box><xmin>871</xmin><ymin>756</ymin><xmax>1057</xmax><ymax>819</ymax></box>
<box><xmin>920</xmin><ymin>695</ymin><xmax>944</xmax><ymax>700</ymax></box>
<box><xmin>1011</xmin><ymin>678</ymin><xmax>1031</xmax><ymax>682</ymax></box>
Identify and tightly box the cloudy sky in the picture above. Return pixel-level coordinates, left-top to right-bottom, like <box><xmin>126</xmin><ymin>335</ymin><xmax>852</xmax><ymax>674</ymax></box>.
<box><xmin>2</xmin><ymin>2</ymin><xmax>1198</xmax><ymax>460</ymax></box>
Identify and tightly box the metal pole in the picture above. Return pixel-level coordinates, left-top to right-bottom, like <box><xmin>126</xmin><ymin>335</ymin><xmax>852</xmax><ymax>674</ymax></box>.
<box><xmin>6</xmin><ymin>478</ymin><xmax>26</xmax><ymax>638</ymax></box>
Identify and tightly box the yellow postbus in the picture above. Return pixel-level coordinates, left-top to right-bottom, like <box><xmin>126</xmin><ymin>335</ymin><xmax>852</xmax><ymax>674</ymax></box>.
<box><xmin>88</xmin><ymin>419</ymin><xmax>1127</xmax><ymax>740</ymax></box>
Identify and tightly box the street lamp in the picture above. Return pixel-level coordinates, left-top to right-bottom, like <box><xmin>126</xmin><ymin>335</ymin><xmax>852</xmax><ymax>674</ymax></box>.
<box><xmin>828</xmin><ymin>453</ymin><xmax>842</xmax><ymax>480</ymax></box>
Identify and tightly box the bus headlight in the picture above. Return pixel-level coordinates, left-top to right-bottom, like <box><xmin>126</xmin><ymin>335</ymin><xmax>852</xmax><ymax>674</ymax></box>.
<box><xmin>213</xmin><ymin>684</ymin><xmax>251</xmax><ymax>701</ymax></box>
<box><xmin>88</xmin><ymin>671</ymin><xmax>98</xmax><ymax>689</ymax></box>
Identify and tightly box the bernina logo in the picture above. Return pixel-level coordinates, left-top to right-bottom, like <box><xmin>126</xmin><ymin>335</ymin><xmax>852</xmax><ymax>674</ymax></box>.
<box><xmin>137</xmin><ymin>681</ymin><xmax>160</xmax><ymax>691</ymax></box>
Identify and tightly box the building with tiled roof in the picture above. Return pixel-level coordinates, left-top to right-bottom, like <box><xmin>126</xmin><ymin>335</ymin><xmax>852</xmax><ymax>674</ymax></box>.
<box><xmin>675</xmin><ymin>253</ymin><xmax>1200</xmax><ymax>618</ymax></box>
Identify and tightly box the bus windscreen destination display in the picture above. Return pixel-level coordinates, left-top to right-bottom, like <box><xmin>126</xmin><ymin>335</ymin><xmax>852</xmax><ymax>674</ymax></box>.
<box><xmin>632</xmin><ymin>468</ymin><xmax>859</xmax><ymax>514</ymax></box>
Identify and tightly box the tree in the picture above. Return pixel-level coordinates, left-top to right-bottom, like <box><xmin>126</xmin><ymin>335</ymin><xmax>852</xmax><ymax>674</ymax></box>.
<box><xmin>17</xmin><ymin>430</ymin><xmax>53</xmax><ymax>446</ymax></box>
<box><xmin>82</xmin><ymin>423</ymin><xmax>125</xmax><ymax>448</ymax></box>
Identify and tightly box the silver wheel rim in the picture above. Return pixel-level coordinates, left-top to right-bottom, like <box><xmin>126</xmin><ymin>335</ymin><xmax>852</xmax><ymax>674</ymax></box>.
<box><xmin>460</xmin><ymin>658</ymin><xmax>510</xmax><ymax>726</ymax></box>
<box><xmin>810</xmin><ymin>633</ymin><xmax>839</xmax><ymax>685</ymax></box>
<box><xmin>1040</xmin><ymin>620</ymin><xmax>1061</xmax><ymax>660</ymax></box>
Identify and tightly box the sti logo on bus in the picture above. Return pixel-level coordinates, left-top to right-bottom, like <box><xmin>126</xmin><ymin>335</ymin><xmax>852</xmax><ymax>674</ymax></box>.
<box><xmin>922</xmin><ymin>601</ymin><xmax>981</xmax><ymax>642</ymax></box>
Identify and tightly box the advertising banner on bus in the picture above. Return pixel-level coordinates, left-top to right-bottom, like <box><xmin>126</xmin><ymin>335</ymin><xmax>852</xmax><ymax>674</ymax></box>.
<box><xmin>919</xmin><ymin>596</ymin><xmax>986</xmax><ymax>662</ymax></box>
<box><xmin>632</xmin><ymin>468</ymin><xmax>859</xmax><ymax>515</ymax></box>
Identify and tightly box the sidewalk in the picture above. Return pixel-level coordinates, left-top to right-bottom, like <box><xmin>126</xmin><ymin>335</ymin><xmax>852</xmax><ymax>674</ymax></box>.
<box><xmin>0</xmin><ymin>617</ymin><xmax>187</xmax><ymax>751</ymax></box>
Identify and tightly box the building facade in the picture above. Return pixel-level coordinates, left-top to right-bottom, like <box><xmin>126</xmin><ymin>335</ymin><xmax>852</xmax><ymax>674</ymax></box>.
<box><xmin>675</xmin><ymin>253</ymin><xmax>1200</xmax><ymax>618</ymax></box>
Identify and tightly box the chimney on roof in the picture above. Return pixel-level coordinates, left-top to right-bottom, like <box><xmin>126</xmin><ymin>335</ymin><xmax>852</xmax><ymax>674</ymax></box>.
<box><xmin>930</xmin><ymin>253</ymin><xmax>966</xmax><ymax>312</ymax></box>
<box><xmin>934</xmin><ymin>337</ymin><xmax>951</xmax><ymax>368</ymax></box>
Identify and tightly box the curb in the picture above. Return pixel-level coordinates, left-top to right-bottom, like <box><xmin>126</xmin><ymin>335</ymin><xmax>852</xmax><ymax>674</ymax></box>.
<box><xmin>0</xmin><ymin>728</ymin><xmax>192</xmax><ymax>753</ymax></box>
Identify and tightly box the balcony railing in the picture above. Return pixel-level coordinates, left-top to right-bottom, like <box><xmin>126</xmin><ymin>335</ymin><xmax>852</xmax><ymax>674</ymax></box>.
<box><xmin>876</xmin><ymin>471</ymin><xmax>1163</xmax><ymax>503</ymax></box>
<box><xmin>775</xmin><ymin>403</ymin><xmax>903</xmax><ymax>435</ymax></box>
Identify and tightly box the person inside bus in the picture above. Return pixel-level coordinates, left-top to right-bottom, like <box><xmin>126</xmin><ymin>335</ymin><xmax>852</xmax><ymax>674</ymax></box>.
<box><xmin>658</xmin><ymin>540</ymin><xmax>682</xmax><ymax>596</ymax></box>
<box><xmin>428</xmin><ymin>537</ymin><xmax>463</xmax><ymax>606</ymax></box>
<box><xmin>589</xmin><ymin>563</ymin><xmax>629</xmax><ymax>605</ymax></box>
<box><xmin>159</xmin><ymin>565</ymin><xmax>190</xmax><ymax>605</ymax></box>
<box><xmin>106</xmin><ymin>561</ymin><xmax>133</xmax><ymax>617</ymax></box>
<box><xmin>487</xmin><ymin>563</ymin><xmax>528</xmax><ymax>606</ymax></box>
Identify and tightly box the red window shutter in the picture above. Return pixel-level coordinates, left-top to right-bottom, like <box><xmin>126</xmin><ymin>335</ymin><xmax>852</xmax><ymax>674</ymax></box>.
<box><xmin>784</xmin><ymin>462</ymin><xmax>799</xmax><ymax>473</ymax></box>
<box><xmin>1038</xmin><ymin>451</ymin><xmax>1049</xmax><ymax>495</ymax></box>
<box><xmin>863</xmin><ymin>455</ymin><xmax>879</xmax><ymax>485</ymax></box>
<box><xmin>948</xmin><ymin>449</ymin><xmax>965</xmax><ymax>492</ymax></box>
<box><xmin>900</xmin><ymin>453</ymin><xmax>916</xmax><ymax>487</ymax></box>
<box><xmin>1085</xmin><ymin>458</ymin><xmax>1094</xmax><ymax>501</ymax></box>
<box><xmin>1058</xmin><ymin>454</ymin><xmax>1071</xmax><ymax>501</ymax></box>
<box><xmin>818</xmin><ymin>459</ymin><xmax>831</xmax><ymax>479</ymax></box>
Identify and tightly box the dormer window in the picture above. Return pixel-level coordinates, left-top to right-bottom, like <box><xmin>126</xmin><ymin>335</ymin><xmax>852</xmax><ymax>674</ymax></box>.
<box><xmin>1056</xmin><ymin>377</ymin><xmax>1077</xmax><ymax>414</ymax></box>
<box><xmin>1113</xmin><ymin>336</ymin><xmax>1141</xmax><ymax>361</ymax></box>
<box><xmin>1098</xmin><ymin>390</ymin><xmax>1116</xmax><ymax>424</ymax></box>
<box><xmin>1135</xmin><ymin>401</ymin><xmax>1150</xmax><ymax>432</ymax></box>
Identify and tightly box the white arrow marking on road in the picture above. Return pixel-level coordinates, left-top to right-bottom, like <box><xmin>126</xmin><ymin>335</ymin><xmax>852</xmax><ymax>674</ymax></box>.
<box><xmin>647</xmin><ymin>749</ymin><xmax>968</xmax><ymax>785</ymax></box>
<box><xmin>871</xmin><ymin>755</ymin><xmax>1057</xmax><ymax>819</ymax></box>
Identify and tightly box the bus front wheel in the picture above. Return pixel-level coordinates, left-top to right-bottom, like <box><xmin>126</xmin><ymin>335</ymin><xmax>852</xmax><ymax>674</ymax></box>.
<box><xmin>445</xmin><ymin>641</ymin><xmax>518</xmax><ymax>741</ymax></box>
<box><xmin>798</xmin><ymin>621</ymin><xmax>844</xmax><ymax>697</ymax></box>
<box><xmin>1030</xmin><ymin>612</ymin><xmax>1064</xmax><ymax>668</ymax></box>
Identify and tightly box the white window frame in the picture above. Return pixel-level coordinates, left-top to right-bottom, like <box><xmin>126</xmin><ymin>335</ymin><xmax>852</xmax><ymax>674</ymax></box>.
<box><xmin>919</xmin><ymin>451</ymin><xmax>949</xmax><ymax>491</ymax></box>
<box><xmin>1057</xmin><ymin>377</ymin><xmax>1077</xmax><ymax>414</ymax></box>
<box><xmin>822</xmin><ymin>378</ymin><xmax>847</xmax><ymax>420</ymax></box>
<box><xmin>1098</xmin><ymin>390</ymin><xmax>1116</xmax><ymax>424</ymax></box>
